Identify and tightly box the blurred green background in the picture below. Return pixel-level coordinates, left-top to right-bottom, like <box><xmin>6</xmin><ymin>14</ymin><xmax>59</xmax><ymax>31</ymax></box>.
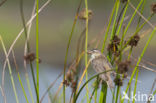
<box><xmin>0</xmin><ymin>0</ymin><xmax>155</xmax><ymax>67</ymax></box>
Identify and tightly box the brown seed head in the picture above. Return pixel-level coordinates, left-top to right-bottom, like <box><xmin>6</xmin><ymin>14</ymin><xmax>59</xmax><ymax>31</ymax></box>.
<box><xmin>71</xmin><ymin>81</ymin><xmax>77</xmax><ymax>92</ymax></box>
<box><xmin>107</xmin><ymin>35</ymin><xmax>121</xmax><ymax>55</ymax></box>
<box><xmin>107</xmin><ymin>43</ymin><xmax>116</xmax><ymax>53</ymax></box>
<box><xmin>120</xmin><ymin>0</ymin><xmax>128</xmax><ymax>3</ymax></box>
<box><xmin>128</xmin><ymin>34</ymin><xmax>140</xmax><ymax>47</ymax></box>
<box><xmin>66</xmin><ymin>71</ymin><xmax>74</xmax><ymax>82</ymax></box>
<box><xmin>151</xmin><ymin>3</ymin><xmax>156</xmax><ymax>14</ymax></box>
<box><xmin>78</xmin><ymin>8</ymin><xmax>93</xmax><ymax>20</ymax></box>
<box><xmin>112</xmin><ymin>35</ymin><xmax>121</xmax><ymax>45</ymax></box>
<box><xmin>63</xmin><ymin>80</ymin><xmax>70</xmax><ymax>86</ymax></box>
<box><xmin>114</xmin><ymin>77</ymin><xmax>123</xmax><ymax>86</ymax></box>
<box><xmin>24</xmin><ymin>52</ymin><xmax>36</xmax><ymax>62</ymax></box>
<box><xmin>118</xmin><ymin>60</ymin><xmax>131</xmax><ymax>74</ymax></box>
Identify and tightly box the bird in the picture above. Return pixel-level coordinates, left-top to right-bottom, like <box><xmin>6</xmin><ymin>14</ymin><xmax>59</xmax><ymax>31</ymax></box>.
<box><xmin>87</xmin><ymin>49</ymin><xmax>114</xmax><ymax>88</ymax></box>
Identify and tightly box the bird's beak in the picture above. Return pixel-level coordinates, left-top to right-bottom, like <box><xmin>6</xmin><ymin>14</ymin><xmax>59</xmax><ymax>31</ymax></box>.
<box><xmin>87</xmin><ymin>50</ymin><xmax>92</xmax><ymax>54</ymax></box>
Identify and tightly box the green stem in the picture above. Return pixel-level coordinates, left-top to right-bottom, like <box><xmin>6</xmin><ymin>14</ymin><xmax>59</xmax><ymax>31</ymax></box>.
<box><xmin>120</xmin><ymin>0</ymin><xmax>144</xmax><ymax>48</ymax></box>
<box><xmin>112</xmin><ymin>86</ymin><xmax>116</xmax><ymax>103</ymax></box>
<box><xmin>116</xmin><ymin>0</ymin><xmax>129</xmax><ymax>36</ymax></box>
<box><xmin>132</xmin><ymin>69</ymin><xmax>139</xmax><ymax>103</ymax></box>
<box><xmin>84</xmin><ymin>0</ymin><xmax>89</xmax><ymax>102</ymax></box>
<box><xmin>132</xmin><ymin>1</ymin><xmax>146</xmax><ymax>102</ymax></box>
<box><xmin>121</xmin><ymin>28</ymin><xmax>156</xmax><ymax>103</ymax></box>
<box><xmin>94</xmin><ymin>77</ymin><xmax>99</xmax><ymax>103</ymax></box>
<box><xmin>99</xmin><ymin>82</ymin><xmax>107</xmax><ymax>103</ymax></box>
<box><xmin>89</xmin><ymin>87</ymin><xmax>96</xmax><ymax>103</ymax></box>
<box><xmin>128</xmin><ymin>85</ymin><xmax>131</xmax><ymax>103</ymax></box>
<box><xmin>25</xmin><ymin>74</ymin><xmax>35</xmax><ymax>103</ymax></box>
<box><xmin>20</xmin><ymin>0</ymin><xmax>39</xmax><ymax>102</ymax></box>
<box><xmin>63</xmin><ymin>23</ymin><xmax>75</xmax><ymax>103</ymax></box>
<box><xmin>12</xmin><ymin>50</ymin><xmax>29</xmax><ymax>103</ymax></box>
<box><xmin>62</xmin><ymin>0</ymin><xmax>82</xmax><ymax>102</ymax></box>
<box><xmin>101</xmin><ymin>0</ymin><xmax>118</xmax><ymax>52</ymax></box>
<box><xmin>136</xmin><ymin>0</ymin><xmax>146</xmax><ymax>30</ymax></box>
<box><xmin>128</xmin><ymin>47</ymin><xmax>133</xmax><ymax>60</ymax></box>
<box><xmin>17</xmin><ymin>73</ymin><xmax>29</xmax><ymax>103</ymax></box>
<box><xmin>153</xmin><ymin>89</ymin><xmax>156</xmax><ymax>95</ymax></box>
<box><xmin>110</xmin><ymin>0</ymin><xmax>120</xmax><ymax>39</ymax></box>
<box><xmin>0</xmin><ymin>36</ymin><xmax>19</xmax><ymax>103</ymax></box>
<box><xmin>36</xmin><ymin>0</ymin><xmax>39</xmax><ymax>102</ymax></box>
<box><xmin>75</xmin><ymin>69</ymin><xmax>115</xmax><ymax>102</ymax></box>
<box><xmin>115</xmin><ymin>86</ymin><xmax>120</xmax><ymax>103</ymax></box>
<box><xmin>121</xmin><ymin>14</ymin><xmax>154</xmax><ymax>51</ymax></box>
<box><xmin>89</xmin><ymin>77</ymin><xmax>99</xmax><ymax>103</ymax></box>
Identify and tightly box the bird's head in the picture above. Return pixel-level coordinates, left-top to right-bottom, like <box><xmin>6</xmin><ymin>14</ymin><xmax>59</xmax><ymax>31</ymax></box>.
<box><xmin>87</xmin><ymin>49</ymin><xmax>102</xmax><ymax>59</ymax></box>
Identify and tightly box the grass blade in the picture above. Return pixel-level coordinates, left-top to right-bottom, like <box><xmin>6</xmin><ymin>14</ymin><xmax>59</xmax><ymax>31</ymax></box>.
<box><xmin>36</xmin><ymin>0</ymin><xmax>40</xmax><ymax>102</ymax></box>
<box><xmin>75</xmin><ymin>69</ymin><xmax>115</xmax><ymax>102</ymax></box>
<box><xmin>12</xmin><ymin>51</ymin><xmax>29</xmax><ymax>103</ymax></box>
<box><xmin>120</xmin><ymin>0</ymin><xmax>144</xmax><ymax>48</ymax></box>
<box><xmin>0</xmin><ymin>36</ymin><xmax>19</xmax><ymax>103</ymax></box>
<box><xmin>121</xmin><ymin>28</ymin><xmax>156</xmax><ymax>103</ymax></box>
<box><xmin>84</xmin><ymin>0</ymin><xmax>89</xmax><ymax>102</ymax></box>
<box><xmin>101</xmin><ymin>0</ymin><xmax>118</xmax><ymax>52</ymax></box>
<box><xmin>99</xmin><ymin>82</ymin><xmax>107</xmax><ymax>103</ymax></box>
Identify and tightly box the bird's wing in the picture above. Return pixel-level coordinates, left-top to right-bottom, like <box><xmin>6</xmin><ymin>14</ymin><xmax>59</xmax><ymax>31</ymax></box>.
<box><xmin>91</xmin><ymin>57</ymin><xmax>114</xmax><ymax>88</ymax></box>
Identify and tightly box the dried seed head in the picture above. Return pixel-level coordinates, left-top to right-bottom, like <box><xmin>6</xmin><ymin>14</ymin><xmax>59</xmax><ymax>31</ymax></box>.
<box><xmin>114</xmin><ymin>77</ymin><xmax>123</xmax><ymax>86</ymax></box>
<box><xmin>120</xmin><ymin>0</ymin><xmax>128</xmax><ymax>3</ymax></box>
<box><xmin>118</xmin><ymin>60</ymin><xmax>131</xmax><ymax>74</ymax></box>
<box><xmin>151</xmin><ymin>3</ymin><xmax>156</xmax><ymax>14</ymax></box>
<box><xmin>66</xmin><ymin>71</ymin><xmax>74</xmax><ymax>82</ymax></box>
<box><xmin>24</xmin><ymin>52</ymin><xmax>36</xmax><ymax>62</ymax></box>
<box><xmin>128</xmin><ymin>34</ymin><xmax>140</xmax><ymax>47</ymax></box>
<box><xmin>78</xmin><ymin>8</ymin><xmax>93</xmax><ymax>20</ymax></box>
<box><xmin>71</xmin><ymin>81</ymin><xmax>77</xmax><ymax>92</ymax></box>
<box><xmin>63</xmin><ymin>80</ymin><xmax>70</xmax><ymax>86</ymax></box>
<box><xmin>107</xmin><ymin>43</ymin><xmax>117</xmax><ymax>53</ymax></box>
<box><xmin>112</xmin><ymin>35</ymin><xmax>121</xmax><ymax>45</ymax></box>
<box><xmin>107</xmin><ymin>35</ymin><xmax>121</xmax><ymax>55</ymax></box>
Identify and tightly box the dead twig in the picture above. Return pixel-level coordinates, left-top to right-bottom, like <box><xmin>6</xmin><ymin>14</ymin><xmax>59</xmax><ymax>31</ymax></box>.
<box><xmin>129</xmin><ymin>2</ymin><xmax>155</xmax><ymax>29</ymax></box>
<box><xmin>0</xmin><ymin>0</ymin><xmax>7</xmax><ymax>7</ymax></box>
<box><xmin>1</xmin><ymin>0</ymin><xmax>52</xmax><ymax>98</ymax></box>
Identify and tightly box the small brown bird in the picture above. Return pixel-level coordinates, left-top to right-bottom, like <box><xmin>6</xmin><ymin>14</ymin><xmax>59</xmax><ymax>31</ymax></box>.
<box><xmin>87</xmin><ymin>49</ymin><xmax>114</xmax><ymax>88</ymax></box>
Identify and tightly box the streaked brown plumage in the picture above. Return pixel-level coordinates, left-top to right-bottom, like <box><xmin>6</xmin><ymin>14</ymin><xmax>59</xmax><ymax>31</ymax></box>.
<box><xmin>88</xmin><ymin>49</ymin><xmax>114</xmax><ymax>88</ymax></box>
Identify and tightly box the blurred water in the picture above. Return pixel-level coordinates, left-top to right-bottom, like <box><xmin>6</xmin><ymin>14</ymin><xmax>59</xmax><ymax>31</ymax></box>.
<box><xmin>0</xmin><ymin>64</ymin><xmax>155</xmax><ymax>103</ymax></box>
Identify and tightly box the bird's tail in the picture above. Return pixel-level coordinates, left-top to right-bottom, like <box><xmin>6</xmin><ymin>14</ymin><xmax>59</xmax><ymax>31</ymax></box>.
<box><xmin>100</xmin><ymin>74</ymin><xmax>114</xmax><ymax>88</ymax></box>
<box><xmin>106</xmin><ymin>77</ymin><xmax>114</xmax><ymax>88</ymax></box>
